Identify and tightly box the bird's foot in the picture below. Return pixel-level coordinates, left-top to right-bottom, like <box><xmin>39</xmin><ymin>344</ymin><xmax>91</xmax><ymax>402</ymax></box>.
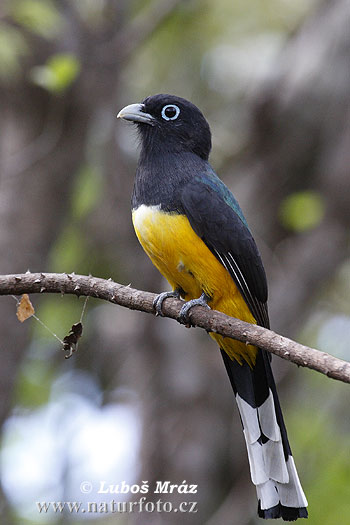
<box><xmin>153</xmin><ymin>289</ymin><xmax>181</xmax><ymax>316</ymax></box>
<box><xmin>178</xmin><ymin>292</ymin><xmax>211</xmax><ymax>326</ymax></box>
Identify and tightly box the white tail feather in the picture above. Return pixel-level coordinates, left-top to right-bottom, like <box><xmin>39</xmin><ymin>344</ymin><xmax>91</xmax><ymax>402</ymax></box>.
<box><xmin>236</xmin><ymin>390</ymin><xmax>307</xmax><ymax>510</ymax></box>
<box><xmin>256</xmin><ymin>479</ymin><xmax>280</xmax><ymax>509</ymax></box>
<box><xmin>276</xmin><ymin>457</ymin><xmax>308</xmax><ymax>508</ymax></box>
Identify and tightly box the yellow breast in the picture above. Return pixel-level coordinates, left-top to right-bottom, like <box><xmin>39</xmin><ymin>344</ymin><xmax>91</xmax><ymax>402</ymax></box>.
<box><xmin>132</xmin><ymin>204</ymin><xmax>257</xmax><ymax>365</ymax></box>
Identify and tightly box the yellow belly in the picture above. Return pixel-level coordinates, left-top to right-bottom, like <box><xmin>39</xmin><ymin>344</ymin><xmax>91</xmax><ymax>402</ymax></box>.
<box><xmin>132</xmin><ymin>205</ymin><xmax>257</xmax><ymax>366</ymax></box>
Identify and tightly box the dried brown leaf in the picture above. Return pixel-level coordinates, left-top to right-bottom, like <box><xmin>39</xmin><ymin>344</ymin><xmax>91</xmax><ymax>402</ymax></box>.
<box><xmin>16</xmin><ymin>294</ymin><xmax>35</xmax><ymax>322</ymax></box>
<box><xmin>63</xmin><ymin>322</ymin><xmax>83</xmax><ymax>359</ymax></box>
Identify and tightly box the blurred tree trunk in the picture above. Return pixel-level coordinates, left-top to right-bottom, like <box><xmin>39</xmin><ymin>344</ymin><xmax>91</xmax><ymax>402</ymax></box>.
<box><xmin>0</xmin><ymin>3</ymin><xmax>196</xmax><ymax>524</ymax></box>
<box><xmin>0</xmin><ymin>4</ymin><xmax>124</xmax><ymax>522</ymax></box>
<box><xmin>0</xmin><ymin>1</ymin><xmax>349</xmax><ymax>524</ymax></box>
<box><xmin>212</xmin><ymin>0</ymin><xmax>350</xmax><ymax>521</ymax></box>
<box><xmin>124</xmin><ymin>1</ymin><xmax>350</xmax><ymax>522</ymax></box>
<box><xmin>240</xmin><ymin>0</ymin><xmax>350</xmax><ymax>336</ymax></box>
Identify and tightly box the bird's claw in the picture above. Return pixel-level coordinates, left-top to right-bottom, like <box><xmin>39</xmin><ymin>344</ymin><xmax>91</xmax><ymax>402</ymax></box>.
<box><xmin>153</xmin><ymin>289</ymin><xmax>181</xmax><ymax>316</ymax></box>
<box><xmin>178</xmin><ymin>292</ymin><xmax>210</xmax><ymax>326</ymax></box>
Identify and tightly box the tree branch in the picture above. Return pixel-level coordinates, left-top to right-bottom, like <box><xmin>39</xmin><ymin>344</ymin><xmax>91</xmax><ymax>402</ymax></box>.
<box><xmin>1</xmin><ymin>272</ymin><xmax>349</xmax><ymax>384</ymax></box>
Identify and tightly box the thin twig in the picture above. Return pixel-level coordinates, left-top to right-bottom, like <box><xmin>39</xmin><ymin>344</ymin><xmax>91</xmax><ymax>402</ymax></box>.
<box><xmin>0</xmin><ymin>272</ymin><xmax>349</xmax><ymax>384</ymax></box>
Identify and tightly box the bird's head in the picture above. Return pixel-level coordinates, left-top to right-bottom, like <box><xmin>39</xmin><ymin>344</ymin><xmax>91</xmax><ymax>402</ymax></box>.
<box><xmin>117</xmin><ymin>94</ymin><xmax>212</xmax><ymax>161</ymax></box>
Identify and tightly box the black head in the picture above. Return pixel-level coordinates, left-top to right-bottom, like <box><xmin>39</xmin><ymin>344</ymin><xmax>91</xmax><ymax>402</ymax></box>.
<box><xmin>117</xmin><ymin>94</ymin><xmax>212</xmax><ymax>161</ymax></box>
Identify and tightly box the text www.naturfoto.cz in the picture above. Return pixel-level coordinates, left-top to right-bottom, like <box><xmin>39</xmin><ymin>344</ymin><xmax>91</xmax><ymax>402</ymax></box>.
<box><xmin>36</xmin><ymin>498</ymin><xmax>198</xmax><ymax>515</ymax></box>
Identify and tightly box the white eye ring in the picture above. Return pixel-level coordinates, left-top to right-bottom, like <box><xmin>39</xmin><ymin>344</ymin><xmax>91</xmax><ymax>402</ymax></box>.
<box><xmin>161</xmin><ymin>104</ymin><xmax>180</xmax><ymax>121</ymax></box>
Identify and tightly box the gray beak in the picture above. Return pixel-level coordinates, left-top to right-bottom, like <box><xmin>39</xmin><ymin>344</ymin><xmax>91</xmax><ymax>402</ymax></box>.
<box><xmin>117</xmin><ymin>103</ymin><xmax>155</xmax><ymax>125</ymax></box>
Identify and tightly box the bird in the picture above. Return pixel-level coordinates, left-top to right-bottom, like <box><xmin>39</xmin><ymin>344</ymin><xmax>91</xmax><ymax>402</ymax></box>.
<box><xmin>117</xmin><ymin>94</ymin><xmax>308</xmax><ymax>521</ymax></box>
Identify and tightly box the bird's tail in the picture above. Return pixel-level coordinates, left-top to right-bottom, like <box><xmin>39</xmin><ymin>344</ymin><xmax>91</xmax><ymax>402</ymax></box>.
<box><xmin>221</xmin><ymin>349</ymin><xmax>308</xmax><ymax>521</ymax></box>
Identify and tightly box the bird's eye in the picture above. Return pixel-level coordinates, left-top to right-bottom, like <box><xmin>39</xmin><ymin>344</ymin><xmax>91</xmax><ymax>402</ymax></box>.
<box><xmin>161</xmin><ymin>104</ymin><xmax>180</xmax><ymax>121</ymax></box>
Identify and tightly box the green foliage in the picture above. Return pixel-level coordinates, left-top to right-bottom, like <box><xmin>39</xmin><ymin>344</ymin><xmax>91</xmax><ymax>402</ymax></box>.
<box><xmin>10</xmin><ymin>0</ymin><xmax>63</xmax><ymax>38</ymax></box>
<box><xmin>48</xmin><ymin>164</ymin><xmax>104</xmax><ymax>275</ymax></box>
<box><xmin>14</xmin><ymin>355</ymin><xmax>54</xmax><ymax>408</ymax></box>
<box><xmin>30</xmin><ymin>53</ymin><xmax>81</xmax><ymax>94</ymax></box>
<box><xmin>279</xmin><ymin>191</ymin><xmax>325</xmax><ymax>232</ymax></box>
<box><xmin>72</xmin><ymin>165</ymin><xmax>103</xmax><ymax>220</ymax></box>
<box><xmin>0</xmin><ymin>24</ymin><xmax>28</xmax><ymax>80</ymax></box>
<box><xmin>34</xmin><ymin>295</ymin><xmax>85</xmax><ymax>341</ymax></box>
<box><xmin>287</xmin><ymin>408</ymin><xmax>350</xmax><ymax>525</ymax></box>
<box><xmin>129</xmin><ymin>0</ymin><xmax>311</xmax><ymax>101</ymax></box>
<box><xmin>49</xmin><ymin>224</ymin><xmax>87</xmax><ymax>272</ymax></box>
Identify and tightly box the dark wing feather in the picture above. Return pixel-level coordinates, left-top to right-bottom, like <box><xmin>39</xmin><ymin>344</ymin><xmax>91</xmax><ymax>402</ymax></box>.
<box><xmin>181</xmin><ymin>174</ymin><xmax>269</xmax><ymax>328</ymax></box>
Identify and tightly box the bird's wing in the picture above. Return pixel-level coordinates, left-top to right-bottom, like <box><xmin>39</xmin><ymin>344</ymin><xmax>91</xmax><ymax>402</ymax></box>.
<box><xmin>181</xmin><ymin>171</ymin><xmax>269</xmax><ymax>328</ymax></box>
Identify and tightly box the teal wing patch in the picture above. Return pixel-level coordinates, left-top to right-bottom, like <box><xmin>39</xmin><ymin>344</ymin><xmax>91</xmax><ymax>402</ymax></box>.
<box><xmin>181</xmin><ymin>172</ymin><xmax>269</xmax><ymax>328</ymax></box>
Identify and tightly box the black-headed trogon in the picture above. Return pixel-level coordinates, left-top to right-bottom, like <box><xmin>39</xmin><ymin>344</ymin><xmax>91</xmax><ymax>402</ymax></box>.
<box><xmin>117</xmin><ymin>94</ymin><xmax>308</xmax><ymax>521</ymax></box>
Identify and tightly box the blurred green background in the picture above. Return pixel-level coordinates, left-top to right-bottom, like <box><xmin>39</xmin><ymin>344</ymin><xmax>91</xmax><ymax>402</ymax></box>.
<box><xmin>0</xmin><ymin>1</ymin><xmax>349</xmax><ymax>524</ymax></box>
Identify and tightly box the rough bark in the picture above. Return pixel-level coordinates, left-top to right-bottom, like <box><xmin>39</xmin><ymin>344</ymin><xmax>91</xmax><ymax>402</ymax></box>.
<box><xmin>1</xmin><ymin>272</ymin><xmax>349</xmax><ymax>383</ymax></box>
